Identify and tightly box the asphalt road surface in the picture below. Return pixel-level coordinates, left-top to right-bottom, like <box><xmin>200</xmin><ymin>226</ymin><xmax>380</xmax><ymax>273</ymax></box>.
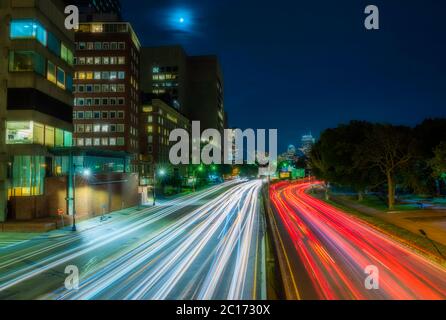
<box><xmin>0</xmin><ymin>180</ymin><xmax>266</xmax><ymax>300</ymax></box>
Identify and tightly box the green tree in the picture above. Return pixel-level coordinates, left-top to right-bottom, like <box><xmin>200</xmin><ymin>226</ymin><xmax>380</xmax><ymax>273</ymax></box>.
<box><xmin>430</xmin><ymin>142</ymin><xmax>446</xmax><ymax>180</ymax></box>
<box><xmin>413</xmin><ymin>119</ymin><xmax>446</xmax><ymax>195</ymax></box>
<box><xmin>310</xmin><ymin>121</ymin><xmax>379</xmax><ymax>201</ymax></box>
<box><xmin>358</xmin><ymin>124</ymin><xmax>415</xmax><ymax>210</ymax></box>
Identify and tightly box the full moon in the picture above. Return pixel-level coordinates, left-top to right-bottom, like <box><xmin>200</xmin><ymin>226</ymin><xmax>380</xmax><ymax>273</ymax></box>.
<box><xmin>179</xmin><ymin>17</ymin><xmax>185</xmax><ymax>23</ymax></box>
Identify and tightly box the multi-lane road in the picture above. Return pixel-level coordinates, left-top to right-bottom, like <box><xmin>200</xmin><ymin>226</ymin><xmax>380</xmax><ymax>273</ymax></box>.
<box><xmin>0</xmin><ymin>180</ymin><xmax>266</xmax><ymax>300</ymax></box>
<box><xmin>269</xmin><ymin>181</ymin><xmax>446</xmax><ymax>300</ymax></box>
<box><xmin>2</xmin><ymin>178</ymin><xmax>446</xmax><ymax>300</ymax></box>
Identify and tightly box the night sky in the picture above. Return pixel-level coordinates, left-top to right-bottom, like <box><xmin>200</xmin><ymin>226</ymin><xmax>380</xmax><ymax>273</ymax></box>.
<box><xmin>122</xmin><ymin>0</ymin><xmax>446</xmax><ymax>152</ymax></box>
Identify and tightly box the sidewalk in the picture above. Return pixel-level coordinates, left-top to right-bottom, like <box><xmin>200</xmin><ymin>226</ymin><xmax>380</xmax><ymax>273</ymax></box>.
<box><xmin>332</xmin><ymin>196</ymin><xmax>446</xmax><ymax>247</ymax></box>
<box><xmin>0</xmin><ymin>205</ymin><xmax>140</xmax><ymax>234</ymax></box>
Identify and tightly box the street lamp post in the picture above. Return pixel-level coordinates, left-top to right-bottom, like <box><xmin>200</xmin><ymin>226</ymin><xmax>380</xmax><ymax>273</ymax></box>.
<box><xmin>192</xmin><ymin>165</ymin><xmax>204</xmax><ymax>193</ymax></box>
<box><xmin>152</xmin><ymin>169</ymin><xmax>156</xmax><ymax>207</ymax></box>
<box><xmin>71</xmin><ymin>164</ymin><xmax>91</xmax><ymax>232</ymax></box>
<box><xmin>153</xmin><ymin>168</ymin><xmax>166</xmax><ymax>206</ymax></box>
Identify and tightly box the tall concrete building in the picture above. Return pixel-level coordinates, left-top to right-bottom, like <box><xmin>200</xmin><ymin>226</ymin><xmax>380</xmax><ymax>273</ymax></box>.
<box><xmin>140</xmin><ymin>46</ymin><xmax>226</xmax><ymax>134</ymax></box>
<box><xmin>140</xmin><ymin>46</ymin><xmax>188</xmax><ymax>113</ymax></box>
<box><xmin>0</xmin><ymin>0</ymin><xmax>75</xmax><ymax>222</ymax></box>
<box><xmin>72</xmin><ymin>21</ymin><xmax>141</xmax><ymax>172</ymax></box>
<box><xmin>188</xmin><ymin>55</ymin><xmax>225</xmax><ymax>134</ymax></box>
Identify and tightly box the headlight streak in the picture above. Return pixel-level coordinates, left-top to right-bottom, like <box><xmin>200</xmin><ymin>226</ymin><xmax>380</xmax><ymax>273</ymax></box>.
<box><xmin>42</xmin><ymin>180</ymin><xmax>263</xmax><ymax>300</ymax></box>
<box><xmin>126</xmin><ymin>181</ymin><xmax>263</xmax><ymax>300</ymax></box>
<box><xmin>270</xmin><ymin>181</ymin><xmax>446</xmax><ymax>300</ymax></box>
<box><xmin>0</xmin><ymin>182</ymin><xmax>233</xmax><ymax>269</ymax></box>
<box><xmin>0</xmin><ymin>181</ymin><xmax>240</xmax><ymax>293</ymax></box>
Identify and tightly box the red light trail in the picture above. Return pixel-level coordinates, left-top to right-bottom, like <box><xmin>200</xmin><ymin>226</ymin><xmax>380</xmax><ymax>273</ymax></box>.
<box><xmin>270</xmin><ymin>181</ymin><xmax>446</xmax><ymax>300</ymax></box>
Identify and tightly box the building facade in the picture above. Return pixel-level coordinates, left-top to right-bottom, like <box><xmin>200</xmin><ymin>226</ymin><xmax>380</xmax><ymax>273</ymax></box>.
<box><xmin>72</xmin><ymin>22</ymin><xmax>141</xmax><ymax>172</ymax></box>
<box><xmin>0</xmin><ymin>0</ymin><xmax>75</xmax><ymax>222</ymax></box>
<box><xmin>140</xmin><ymin>46</ymin><xmax>188</xmax><ymax>114</ymax></box>
<box><xmin>140</xmin><ymin>46</ymin><xmax>226</xmax><ymax>134</ymax></box>
<box><xmin>140</xmin><ymin>95</ymin><xmax>191</xmax><ymax>187</ymax></box>
<box><xmin>187</xmin><ymin>55</ymin><xmax>225</xmax><ymax>134</ymax></box>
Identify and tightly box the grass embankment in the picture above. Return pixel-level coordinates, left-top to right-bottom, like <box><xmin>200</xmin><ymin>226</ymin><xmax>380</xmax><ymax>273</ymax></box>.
<box><xmin>312</xmin><ymin>191</ymin><xmax>446</xmax><ymax>267</ymax></box>
<box><xmin>343</xmin><ymin>194</ymin><xmax>419</xmax><ymax>212</ymax></box>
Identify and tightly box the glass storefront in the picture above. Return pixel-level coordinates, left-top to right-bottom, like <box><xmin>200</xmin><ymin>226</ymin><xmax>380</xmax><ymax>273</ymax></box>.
<box><xmin>8</xmin><ymin>155</ymin><xmax>46</xmax><ymax>198</ymax></box>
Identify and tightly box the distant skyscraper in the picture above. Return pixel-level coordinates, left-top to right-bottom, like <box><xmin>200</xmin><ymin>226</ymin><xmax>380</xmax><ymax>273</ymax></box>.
<box><xmin>301</xmin><ymin>133</ymin><xmax>315</xmax><ymax>157</ymax></box>
<box><xmin>287</xmin><ymin>145</ymin><xmax>297</xmax><ymax>157</ymax></box>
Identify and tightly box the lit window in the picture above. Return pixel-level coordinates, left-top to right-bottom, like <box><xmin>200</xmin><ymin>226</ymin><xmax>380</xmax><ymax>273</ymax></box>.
<box><xmin>44</xmin><ymin>126</ymin><xmax>55</xmax><ymax>147</ymax></box>
<box><xmin>9</xmin><ymin>51</ymin><xmax>45</xmax><ymax>76</ymax></box>
<box><xmin>61</xmin><ymin>43</ymin><xmax>68</xmax><ymax>62</ymax></box>
<box><xmin>10</xmin><ymin>20</ymin><xmax>47</xmax><ymax>46</ymax></box>
<box><xmin>6</xmin><ymin>122</ymin><xmax>33</xmax><ymax>144</ymax></box>
<box><xmin>91</xmin><ymin>24</ymin><xmax>103</xmax><ymax>33</ymax></box>
<box><xmin>57</xmin><ymin>67</ymin><xmax>65</xmax><ymax>89</ymax></box>
<box><xmin>118</xmin><ymin>71</ymin><xmax>125</xmax><ymax>79</ymax></box>
<box><xmin>47</xmin><ymin>61</ymin><xmax>56</xmax><ymax>83</ymax></box>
